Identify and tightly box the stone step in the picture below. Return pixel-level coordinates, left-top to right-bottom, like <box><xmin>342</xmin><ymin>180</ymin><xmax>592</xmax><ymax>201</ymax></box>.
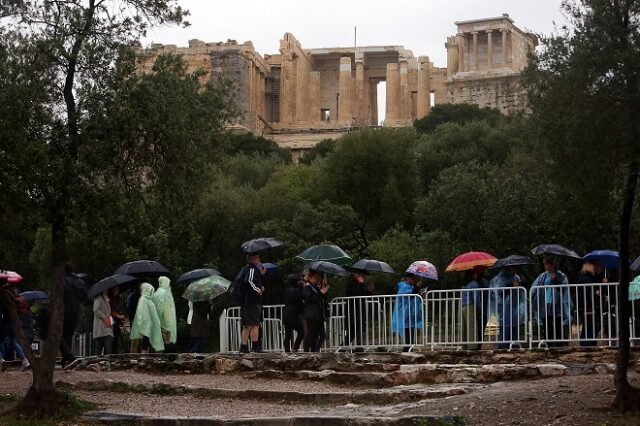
<box><xmin>56</xmin><ymin>379</ymin><xmax>477</xmax><ymax>405</ymax></box>
<box><xmin>85</xmin><ymin>412</ymin><xmax>465</xmax><ymax>426</ymax></box>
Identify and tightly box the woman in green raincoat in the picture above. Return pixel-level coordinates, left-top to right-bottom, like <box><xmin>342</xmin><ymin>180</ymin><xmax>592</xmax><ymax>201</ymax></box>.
<box><xmin>152</xmin><ymin>276</ymin><xmax>177</xmax><ymax>344</ymax></box>
<box><xmin>130</xmin><ymin>282</ymin><xmax>164</xmax><ymax>352</ymax></box>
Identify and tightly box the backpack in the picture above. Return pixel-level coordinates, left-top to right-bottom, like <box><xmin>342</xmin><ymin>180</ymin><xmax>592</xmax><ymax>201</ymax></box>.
<box><xmin>231</xmin><ymin>266</ymin><xmax>249</xmax><ymax>304</ymax></box>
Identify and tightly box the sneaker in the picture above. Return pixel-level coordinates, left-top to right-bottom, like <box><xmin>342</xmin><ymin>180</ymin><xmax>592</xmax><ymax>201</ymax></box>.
<box><xmin>21</xmin><ymin>358</ymin><xmax>30</xmax><ymax>371</ymax></box>
<box><xmin>239</xmin><ymin>344</ymin><xmax>250</xmax><ymax>354</ymax></box>
<box><xmin>251</xmin><ymin>342</ymin><xmax>263</xmax><ymax>353</ymax></box>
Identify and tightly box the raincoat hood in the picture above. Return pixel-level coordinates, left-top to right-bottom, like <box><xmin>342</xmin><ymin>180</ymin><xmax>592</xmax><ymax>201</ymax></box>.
<box><xmin>159</xmin><ymin>276</ymin><xmax>171</xmax><ymax>290</ymax></box>
<box><xmin>141</xmin><ymin>282</ymin><xmax>154</xmax><ymax>298</ymax></box>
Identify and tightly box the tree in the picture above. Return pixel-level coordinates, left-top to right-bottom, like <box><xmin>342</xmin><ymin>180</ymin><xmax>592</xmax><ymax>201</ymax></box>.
<box><xmin>413</xmin><ymin>103</ymin><xmax>503</xmax><ymax>134</ymax></box>
<box><xmin>0</xmin><ymin>0</ymin><xmax>190</xmax><ymax>415</ymax></box>
<box><xmin>524</xmin><ymin>0</ymin><xmax>640</xmax><ymax>409</ymax></box>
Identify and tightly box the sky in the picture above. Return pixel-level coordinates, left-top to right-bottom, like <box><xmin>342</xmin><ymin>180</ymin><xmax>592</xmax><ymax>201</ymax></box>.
<box><xmin>143</xmin><ymin>0</ymin><xmax>567</xmax><ymax>68</ymax></box>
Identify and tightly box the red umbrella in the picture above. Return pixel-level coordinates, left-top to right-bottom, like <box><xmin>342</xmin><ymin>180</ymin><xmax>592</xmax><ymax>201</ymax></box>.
<box><xmin>445</xmin><ymin>252</ymin><xmax>497</xmax><ymax>272</ymax></box>
<box><xmin>0</xmin><ymin>270</ymin><xmax>23</xmax><ymax>283</ymax></box>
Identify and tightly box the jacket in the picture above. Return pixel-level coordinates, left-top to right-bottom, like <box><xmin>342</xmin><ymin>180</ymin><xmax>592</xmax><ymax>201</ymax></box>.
<box><xmin>189</xmin><ymin>301</ymin><xmax>210</xmax><ymax>338</ymax></box>
<box><xmin>63</xmin><ymin>273</ymin><xmax>87</xmax><ymax>315</ymax></box>
<box><xmin>242</xmin><ymin>264</ymin><xmax>263</xmax><ymax>306</ymax></box>
<box><xmin>303</xmin><ymin>282</ymin><xmax>325</xmax><ymax>321</ymax></box>
<box><xmin>152</xmin><ymin>276</ymin><xmax>177</xmax><ymax>344</ymax></box>
<box><xmin>283</xmin><ymin>281</ymin><xmax>304</xmax><ymax>323</ymax></box>
<box><xmin>92</xmin><ymin>294</ymin><xmax>114</xmax><ymax>339</ymax></box>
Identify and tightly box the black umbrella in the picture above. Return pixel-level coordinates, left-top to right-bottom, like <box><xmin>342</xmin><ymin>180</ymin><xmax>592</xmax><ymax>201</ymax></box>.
<box><xmin>114</xmin><ymin>260</ymin><xmax>169</xmax><ymax>278</ymax></box>
<box><xmin>349</xmin><ymin>259</ymin><xmax>396</xmax><ymax>274</ymax></box>
<box><xmin>176</xmin><ymin>268</ymin><xmax>222</xmax><ymax>285</ymax></box>
<box><xmin>531</xmin><ymin>244</ymin><xmax>581</xmax><ymax>259</ymax></box>
<box><xmin>631</xmin><ymin>256</ymin><xmax>640</xmax><ymax>272</ymax></box>
<box><xmin>76</xmin><ymin>273</ymin><xmax>95</xmax><ymax>289</ymax></box>
<box><xmin>241</xmin><ymin>237</ymin><xmax>283</xmax><ymax>254</ymax></box>
<box><xmin>87</xmin><ymin>274</ymin><xmax>140</xmax><ymax>299</ymax></box>
<box><xmin>20</xmin><ymin>291</ymin><xmax>49</xmax><ymax>302</ymax></box>
<box><xmin>305</xmin><ymin>260</ymin><xmax>348</xmax><ymax>277</ymax></box>
<box><xmin>491</xmin><ymin>255</ymin><xmax>535</xmax><ymax>269</ymax></box>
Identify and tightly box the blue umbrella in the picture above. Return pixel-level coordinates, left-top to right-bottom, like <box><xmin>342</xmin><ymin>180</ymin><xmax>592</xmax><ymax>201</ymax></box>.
<box><xmin>20</xmin><ymin>291</ymin><xmax>49</xmax><ymax>302</ymax></box>
<box><xmin>582</xmin><ymin>250</ymin><xmax>620</xmax><ymax>269</ymax></box>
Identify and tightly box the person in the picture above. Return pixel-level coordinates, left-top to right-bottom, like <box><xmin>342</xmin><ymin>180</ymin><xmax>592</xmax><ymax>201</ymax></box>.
<box><xmin>391</xmin><ymin>274</ymin><xmax>424</xmax><ymax>351</ymax></box>
<box><xmin>303</xmin><ymin>269</ymin><xmax>329</xmax><ymax>352</ymax></box>
<box><xmin>188</xmin><ymin>300</ymin><xmax>211</xmax><ymax>353</ymax></box>
<box><xmin>92</xmin><ymin>289</ymin><xmax>114</xmax><ymax>356</ymax></box>
<box><xmin>460</xmin><ymin>268</ymin><xmax>485</xmax><ymax>350</ymax></box>
<box><xmin>108</xmin><ymin>286</ymin><xmax>125</xmax><ymax>354</ymax></box>
<box><xmin>60</xmin><ymin>262</ymin><xmax>87</xmax><ymax>367</ymax></box>
<box><xmin>531</xmin><ymin>257</ymin><xmax>572</xmax><ymax>347</ymax></box>
<box><xmin>282</xmin><ymin>274</ymin><xmax>304</xmax><ymax>352</ymax></box>
<box><xmin>490</xmin><ymin>267</ymin><xmax>526</xmax><ymax>349</ymax></box>
<box><xmin>130</xmin><ymin>283</ymin><xmax>164</xmax><ymax>353</ymax></box>
<box><xmin>126</xmin><ymin>284</ymin><xmax>142</xmax><ymax>353</ymax></box>
<box><xmin>239</xmin><ymin>252</ymin><xmax>265</xmax><ymax>354</ymax></box>
<box><xmin>343</xmin><ymin>271</ymin><xmax>373</xmax><ymax>348</ymax></box>
<box><xmin>576</xmin><ymin>262</ymin><xmax>602</xmax><ymax>346</ymax></box>
<box><xmin>0</xmin><ymin>279</ymin><xmax>29</xmax><ymax>370</ymax></box>
<box><xmin>152</xmin><ymin>276</ymin><xmax>177</xmax><ymax>346</ymax></box>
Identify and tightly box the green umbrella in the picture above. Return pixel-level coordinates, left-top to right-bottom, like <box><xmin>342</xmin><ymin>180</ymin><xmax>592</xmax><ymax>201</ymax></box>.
<box><xmin>182</xmin><ymin>275</ymin><xmax>231</xmax><ymax>302</ymax></box>
<box><xmin>295</xmin><ymin>244</ymin><xmax>353</xmax><ymax>266</ymax></box>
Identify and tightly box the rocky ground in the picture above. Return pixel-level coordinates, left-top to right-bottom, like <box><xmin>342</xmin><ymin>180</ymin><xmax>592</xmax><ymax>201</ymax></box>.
<box><xmin>1</xmin><ymin>350</ymin><xmax>640</xmax><ymax>425</ymax></box>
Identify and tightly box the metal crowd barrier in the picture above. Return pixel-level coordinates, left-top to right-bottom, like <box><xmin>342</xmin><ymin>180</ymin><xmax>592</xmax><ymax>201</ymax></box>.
<box><xmin>529</xmin><ymin>282</ymin><xmax>619</xmax><ymax>348</ymax></box>
<box><xmin>425</xmin><ymin>287</ymin><xmax>528</xmax><ymax>350</ymax></box>
<box><xmin>218</xmin><ymin>282</ymin><xmax>639</xmax><ymax>353</ymax></box>
<box><xmin>328</xmin><ymin>294</ymin><xmax>426</xmax><ymax>352</ymax></box>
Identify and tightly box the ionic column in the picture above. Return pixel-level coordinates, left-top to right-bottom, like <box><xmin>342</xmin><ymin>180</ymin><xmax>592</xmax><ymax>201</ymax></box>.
<box><xmin>486</xmin><ymin>30</ymin><xmax>493</xmax><ymax>68</ymax></box>
<box><xmin>446</xmin><ymin>37</ymin><xmax>459</xmax><ymax>77</ymax></box>
<box><xmin>399</xmin><ymin>61</ymin><xmax>409</xmax><ymax>120</ymax></box>
<box><xmin>457</xmin><ymin>33</ymin><xmax>465</xmax><ymax>71</ymax></box>
<box><xmin>501</xmin><ymin>29</ymin><xmax>508</xmax><ymax>66</ymax></box>
<box><xmin>307</xmin><ymin>71</ymin><xmax>321</xmax><ymax>122</ymax></box>
<box><xmin>417</xmin><ymin>56</ymin><xmax>431</xmax><ymax>119</ymax></box>
<box><xmin>355</xmin><ymin>60</ymin><xmax>365</xmax><ymax>124</ymax></box>
<box><xmin>385</xmin><ymin>63</ymin><xmax>400</xmax><ymax>124</ymax></box>
<box><xmin>338</xmin><ymin>57</ymin><xmax>352</xmax><ymax>123</ymax></box>
<box><xmin>472</xmin><ymin>31</ymin><xmax>478</xmax><ymax>70</ymax></box>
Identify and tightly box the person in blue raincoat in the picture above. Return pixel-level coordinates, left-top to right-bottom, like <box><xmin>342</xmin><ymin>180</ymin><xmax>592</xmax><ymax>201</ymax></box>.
<box><xmin>530</xmin><ymin>257</ymin><xmax>572</xmax><ymax>347</ymax></box>
<box><xmin>391</xmin><ymin>274</ymin><xmax>424</xmax><ymax>350</ymax></box>
<box><xmin>490</xmin><ymin>267</ymin><xmax>526</xmax><ymax>349</ymax></box>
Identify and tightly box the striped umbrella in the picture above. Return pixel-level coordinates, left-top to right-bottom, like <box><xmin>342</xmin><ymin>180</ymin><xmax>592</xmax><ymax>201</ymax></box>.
<box><xmin>445</xmin><ymin>251</ymin><xmax>497</xmax><ymax>272</ymax></box>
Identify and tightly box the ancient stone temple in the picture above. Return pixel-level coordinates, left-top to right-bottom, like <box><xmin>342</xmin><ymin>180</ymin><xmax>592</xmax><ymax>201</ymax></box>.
<box><xmin>136</xmin><ymin>14</ymin><xmax>536</xmax><ymax>157</ymax></box>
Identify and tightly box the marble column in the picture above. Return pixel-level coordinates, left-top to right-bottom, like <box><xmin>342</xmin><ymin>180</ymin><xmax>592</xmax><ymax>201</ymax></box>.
<box><xmin>446</xmin><ymin>37</ymin><xmax>459</xmax><ymax>77</ymax></box>
<box><xmin>338</xmin><ymin>57</ymin><xmax>352</xmax><ymax>123</ymax></box>
<box><xmin>308</xmin><ymin>71</ymin><xmax>321</xmax><ymax>122</ymax></box>
<box><xmin>385</xmin><ymin>63</ymin><xmax>400</xmax><ymax>124</ymax></box>
<box><xmin>501</xmin><ymin>29</ymin><xmax>508</xmax><ymax>66</ymax></box>
<box><xmin>486</xmin><ymin>30</ymin><xmax>493</xmax><ymax>68</ymax></box>
<box><xmin>472</xmin><ymin>31</ymin><xmax>478</xmax><ymax>70</ymax></box>
<box><xmin>369</xmin><ymin>80</ymin><xmax>378</xmax><ymax>125</ymax></box>
<box><xmin>355</xmin><ymin>60</ymin><xmax>365</xmax><ymax>124</ymax></box>
<box><xmin>417</xmin><ymin>56</ymin><xmax>431</xmax><ymax>119</ymax></box>
<box><xmin>279</xmin><ymin>53</ymin><xmax>295</xmax><ymax>124</ymax></box>
<box><xmin>457</xmin><ymin>33</ymin><xmax>465</xmax><ymax>72</ymax></box>
<box><xmin>399</xmin><ymin>61</ymin><xmax>409</xmax><ymax>120</ymax></box>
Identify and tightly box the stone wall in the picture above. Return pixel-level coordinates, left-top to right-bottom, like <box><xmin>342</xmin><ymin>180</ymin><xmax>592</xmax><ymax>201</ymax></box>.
<box><xmin>446</xmin><ymin>74</ymin><xmax>527</xmax><ymax>114</ymax></box>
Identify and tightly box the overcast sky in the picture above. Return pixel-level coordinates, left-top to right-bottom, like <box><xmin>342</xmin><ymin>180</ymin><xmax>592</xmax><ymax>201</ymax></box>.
<box><xmin>143</xmin><ymin>0</ymin><xmax>567</xmax><ymax>67</ymax></box>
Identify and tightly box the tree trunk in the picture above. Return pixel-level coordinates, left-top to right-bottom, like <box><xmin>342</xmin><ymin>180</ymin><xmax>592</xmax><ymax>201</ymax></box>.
<box><xmin>613</xmin><ymin>158</ymin><xmax>640</xmax><ymax>410</ymax></box>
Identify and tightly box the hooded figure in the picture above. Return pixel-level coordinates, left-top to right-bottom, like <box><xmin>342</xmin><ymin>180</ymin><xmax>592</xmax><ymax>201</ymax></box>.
<box><xmin>490</xmin><ymin>268</ymin><xmax>526</xmax><ymax>349</ymax></box>
<box><xmin>130</xmin><ymin>283</ymin><xmax>164</xmax><ymax>352</ymax></box>
<box><xmin>391</xmin><ymin>278</ymin><xmax>424</xmax><ymax>346</ymax></box>
<box><xmin>152</xmin><ymin>276</ymin><xmax>177</xmax><ymax>344</ymax></box>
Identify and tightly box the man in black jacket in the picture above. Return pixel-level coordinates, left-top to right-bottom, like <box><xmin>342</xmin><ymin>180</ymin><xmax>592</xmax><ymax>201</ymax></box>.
<box><xmin>60</xmin><ymin>262</ymin><xmax>87</xmax><ymax>367</ymax></box>
<box><xmin>240</xmin><ymin>253</ymin><xmax>264</xmax><ymax>353</ymax></box>
<box><xmin>303</xmin><ymin>270</ymin><xmax>330</xmax><ymax>352</ymax></box>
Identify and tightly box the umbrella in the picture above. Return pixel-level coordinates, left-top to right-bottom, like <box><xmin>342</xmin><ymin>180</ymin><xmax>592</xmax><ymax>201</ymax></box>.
<box><xmin>630</xmin><ymin>276</ymin><xmax>640</xmax><ymax>301</ymax></box>
<box><xmin>262</xmin><ymin>263</ymin><xmax>278</xmax><ymax>270</ymax></box>
<box><xmin>176</xmin><ymin>268</ymin><xmax>221</xmax><ymax>285</ymax></box>
<box><xmin>305</xmin><ymin>260</ymin><xmax>348</xmax><ymax>277</ymax></box>
<box><xmin>446</xmin><ymin>251</ymin><xmax>497</xmax><ymax>272</ymax></box>
<box><xmin>405</xmin><ymin>261</ymin><xmax>438</xmax><ymax>280</ymax></box>
<box><xmin>19</xmin><ymin>291</ymin><xmax>48</xmax><ymax>302</ymax></box>
<box><xmin>241</xmin><ymin>237</ymin><xmax>283</xmax><ymax>254</ymax></box>
<box><xmin>491</xmin><ymin>255</ymin><xmax>535</xmax><ymax>269</ymax></box>
<box><xmin>350</xmin><ymin>259</ymin><xmax>395</xmax><ymax>274</ymax></box>
<box><xmin>531</xmin><ymin>244</ymin><xmax>581</xmax><ymax>259</ymax></box>
<box><xmin>582</xmin><ymin>250</ymin><xmax>620</xmax><ymax>269</ymax></box>
<box><xmin>182</xmin><ymin>275</ymin><xmax>231</xmax><ymax>302</ymax></box>
<box><xmin>0</xmin><ymin>271</ymin><xmax>23</xmax><ymax>283</ymax></box>
<box><xmin>295</xmin><ymin>244</ymin><xmax>352</xmax><ymax>266</ymax></box>
<box><xmin>76</xmin><ymin>273</ymin><xmax>95</xmax><ymax>288</ymax></box>
<box><xmin>631</xmin><ymin>256</ymin><xmax>640</xmax><ymax>272</ymax></box>
<box><xmin>115</xmin><ymin>260</ymin><xmax>169</xmax><ymax>278</ymax></box>
<box><xmin>87</xmin><ymin>274</ymin><xmax>140</xmax><ymax>299</ymax></box>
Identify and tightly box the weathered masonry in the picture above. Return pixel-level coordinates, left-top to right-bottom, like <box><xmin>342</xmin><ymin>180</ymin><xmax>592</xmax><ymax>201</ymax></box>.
<box><xmin>136</xmin><ymin>14</ymin><xmax>536</xmax><ymax>156</ymax></box>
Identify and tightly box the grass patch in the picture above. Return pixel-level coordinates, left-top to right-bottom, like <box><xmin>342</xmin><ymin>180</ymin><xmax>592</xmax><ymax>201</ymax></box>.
<box><xmin>0</xmin><ymin>390</ymin><xmax>98</xmax><ymax>425</ymax></box>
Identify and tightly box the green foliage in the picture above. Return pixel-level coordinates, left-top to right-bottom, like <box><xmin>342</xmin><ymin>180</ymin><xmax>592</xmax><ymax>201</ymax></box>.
<box><xmin>224</xmin><ymin>132</ymin><xmax>292</xmax><ymax>164</ymax></box>
<box><xmin>298</xmin><ymin>138</ymin><xmax>337</xmax><ymax>164</ymax></box>
<box><xmin>413</xmin><ymin>103</ymin><xmax>503</xmax><ymax>134</ymax></box>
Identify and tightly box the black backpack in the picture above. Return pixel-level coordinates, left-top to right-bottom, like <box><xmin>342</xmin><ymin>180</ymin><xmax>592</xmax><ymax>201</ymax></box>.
<box><xmin>231</xmin><ymin>266</ymin><xmax>249</xmax><ymax>304</ymax></box>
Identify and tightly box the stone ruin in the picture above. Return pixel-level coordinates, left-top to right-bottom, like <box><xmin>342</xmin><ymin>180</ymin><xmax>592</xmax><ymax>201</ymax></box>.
<box><xmin>136</xmin><ymin>14</ymin><xmax>537</xmax><ymax>158</ymax></box>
